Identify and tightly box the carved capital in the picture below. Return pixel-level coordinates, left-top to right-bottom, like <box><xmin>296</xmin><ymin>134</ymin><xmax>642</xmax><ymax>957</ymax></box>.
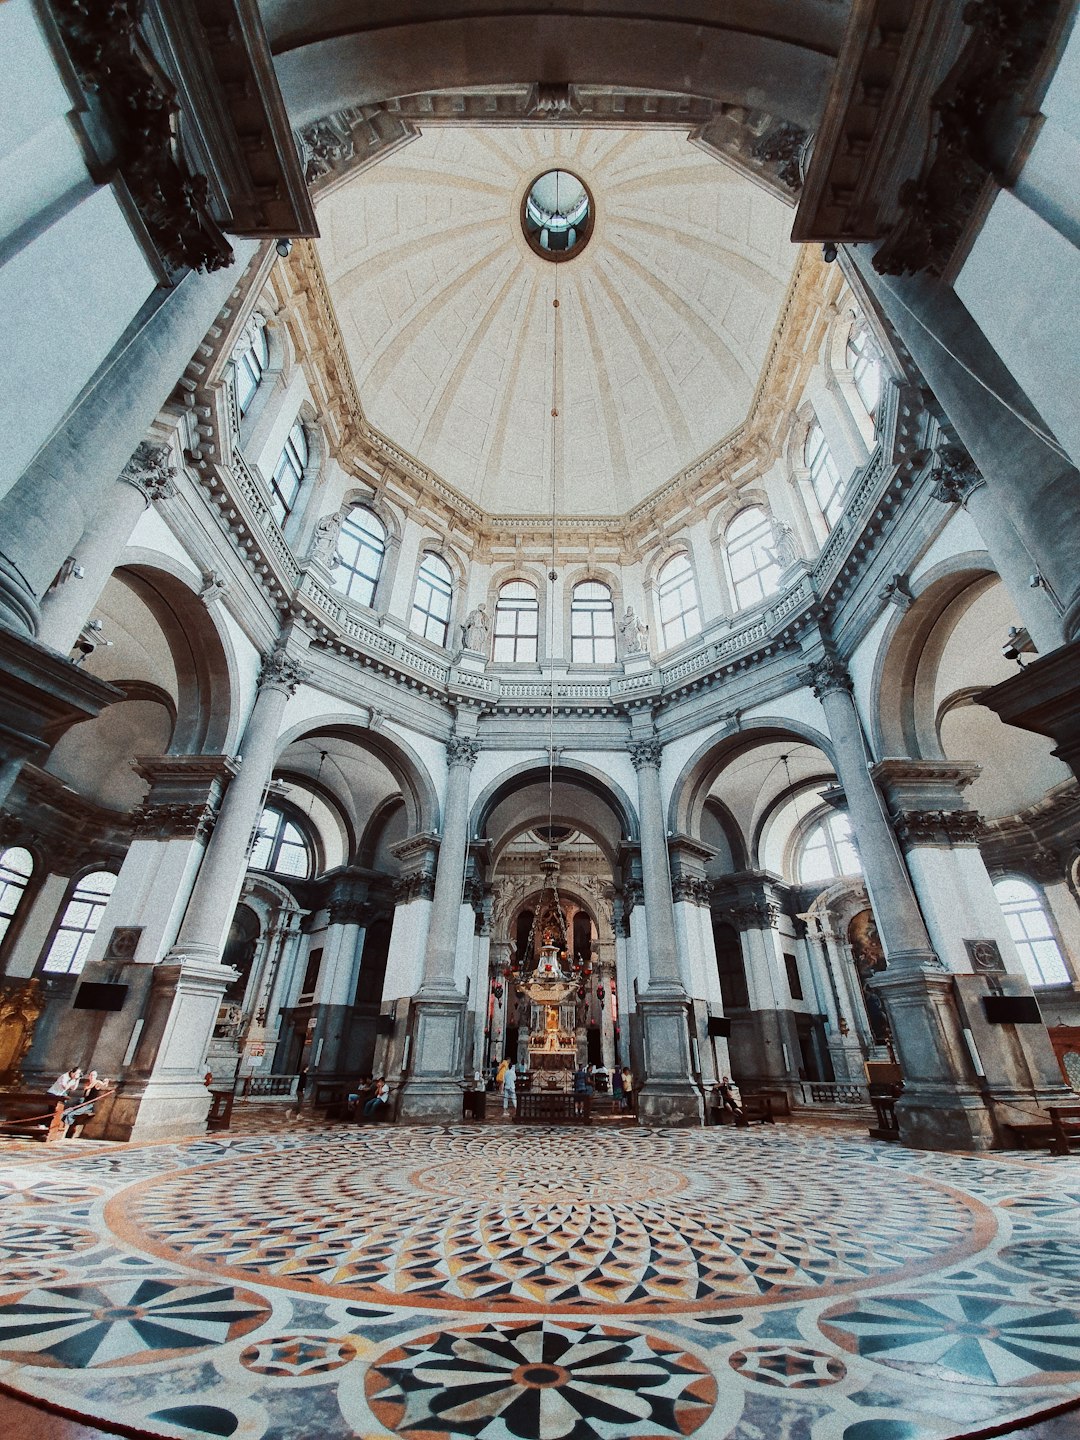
<box><xmin>718</xmin><ymin>900</ymin><xmax>782</xmax><ymax>931</ymax></box>
<box><xmin>327</xmin><ymin>898</ymin><xmax>374</xmax><ymax>928</ymax></box>
<box><xmin>623</xmin><ymin>879</ymin><xmax>645</xmax><ymax>914</ymax></box>
<box><xmin>395</xmin><ymin>871</ymin><xmax>437</xmax><ymax>904</ymax></box>
<box><xmin>446</xmin><ymin>736</ymin><xmax>481</xmax><ymax>769</ymax></box>
<box><xmin>672</xmin><ymin>875</ymin><xmax>712</xmax><ymax>907</ymax></box>
<box><xmin>258</xmin><ymin>647</ymin><xmax>310</xmax><ymax>696</ymax></box>
<box><xmin>131</xmin><ymin>800</ymin><xmax>216</xmax><ymax>841</ymax></box>
<box><xmin>628</xmin><ymin>738</ymin><xmax>663</xmax><ymax>771</ymax></box>
<box><xmin>751</xmin><ymin>120</ymin><xmax>807</xmax><ymax>193</ymax></box>
<box><xmin>120</xmin><ymin>442</ymin><xmax>178</xmax><ymax>505</ymax></box>
<box><xmin>808</xmin><ymin>654</ymin><xmax>852</xmax><ymax>700</ymax></box>
<box><xmin>930</xmin><ymin>445</ymin><xmax>985</xmax><ymax>506</ymax></box>
<box><xmin>892</xmin><ymin>809</ymin><xmax>986</xmax><ymax>848</ymax></box>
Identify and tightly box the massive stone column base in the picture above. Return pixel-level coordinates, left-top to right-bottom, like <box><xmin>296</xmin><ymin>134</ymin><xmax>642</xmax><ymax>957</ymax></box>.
<box><xmin>894</xmin><ymin>1087</ymin><xmax>997</xmax><ymax>1151</ymax></box>
<box><xmin>397</xmin><ymin>989</ymin><xmax>467</xmax><ymax>1124</ymax></box>
<box><xmin>89</xmin><ymin>1078</ymin><xmax>213</xmax><ymax>1143</ymax></box>
<box><xmin>636</xmin><ymin>987</ymin><xmax>704</xmax><ymax>1127</ymax></box>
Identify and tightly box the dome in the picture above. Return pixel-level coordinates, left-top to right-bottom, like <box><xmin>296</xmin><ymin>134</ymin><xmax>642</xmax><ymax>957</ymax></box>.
<box><xmin>316</xmin><ymin>126</ymin><xmax>799</xmax><ymax>517</ymax></box>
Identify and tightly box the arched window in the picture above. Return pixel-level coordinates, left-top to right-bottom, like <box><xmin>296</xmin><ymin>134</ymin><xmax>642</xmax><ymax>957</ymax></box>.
<box><xmin>725</xmin><ymin>508</ymin><xmax>781</xmax><ymax>611</ymax></box>
<box><xmin>847</xmin><ymin>325</ymin><xmax>882</xmax><ymax>419</ymax></box>
<box><xmin>233</xmin><ymin>323</ymin><xmax>269</xmax><ymax>417</ymax></box>
<box><xmin>41</xmin><ymin>870</ymin><xmax>117</xmax><ymax>975</ymax></box>
<box><xmin>249</xmin><ymin>806</ymin><xmax>313</xmax><ymax>879</ymax></box>
<box><xmin>798</xmin><ymin>812</ymin><xmax>861</xmax><ymax>886</ymax></box>
<box><xmin>493</xmin><ymin>581</ymin><xmax>539</xmax><ymax>663</ymax></box>
<box><xmin>993</xmin><ymin>878</ymin><xmax>1070</xmax><ymax>986</ymax></box>
<box><xmin>571</xmin><ymin>581</ymin><xmax>616</xmax><ymax>664</ymax></box>
<box><xmin>410</xmin><ymin>553</ymin><xmax>453</xmax><ymax>647</ymax></box>
<box><xmin>656</xmin><ymin>553</ymin><xmax>701</xmax><ymax>649</ymax></box>
<box><xmin>336</xmin><ymin>507</ymin><xmax>386</xmax><ymax>606</ymax></box>
<box><xmin>269</xmin><ymin>421</ymin><xmax>308</xmax><ymax>526</ymax></box>
<box><xmin>805</xmin><ymin>421</ymin><xmax>844</xmax><ymax>530</ymax></box>
<box><xmin>0</xmin><ymin>847</ymin><xmax>34</xmax><ymax>947</ymax></box>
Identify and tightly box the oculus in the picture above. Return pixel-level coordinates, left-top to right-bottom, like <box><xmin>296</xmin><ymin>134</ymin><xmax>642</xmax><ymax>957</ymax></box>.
<box><xmin>522</xmin><ymin>170</ymin><xmax>593</xmax><ymax>259</ymax></box>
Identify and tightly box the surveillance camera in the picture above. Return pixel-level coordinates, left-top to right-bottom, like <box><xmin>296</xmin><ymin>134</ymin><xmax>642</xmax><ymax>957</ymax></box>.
<box><xmin>1001</xmin><ymin>626</ymin><xmax>1036</xmax><ymax>664</ymax></box>
<box><xmin>822</xmin><ymin>242</ymin><xmax>838</xmax><ymax>263</ymax></box>
<box><xmin>275</xmin><ymin>238</ymin><xmax>293</xmax><ymax>258</ymax></box>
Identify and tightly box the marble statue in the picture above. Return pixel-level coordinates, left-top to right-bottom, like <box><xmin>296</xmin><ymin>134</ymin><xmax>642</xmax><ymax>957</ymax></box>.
<box><xmin>619</xmin><ymin>605</ymin><xmax>648</xmax><ymax>655</ymax></box>
<box><xmin>462</xmin><ymin>603</ymin><xmax>490</xmax><ymax>651</ymax></box>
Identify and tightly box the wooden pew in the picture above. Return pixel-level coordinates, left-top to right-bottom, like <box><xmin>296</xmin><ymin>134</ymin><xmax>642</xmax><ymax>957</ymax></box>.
<box><xmin>0</xmin><ymin>1092</ymin><xmax>67</xmax><ymax>1143</ymax></box>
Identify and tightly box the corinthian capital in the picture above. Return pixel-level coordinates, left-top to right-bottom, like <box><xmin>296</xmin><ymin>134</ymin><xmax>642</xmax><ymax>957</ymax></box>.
<box><xmin>628</xmin><ymin>738</ymin><xmax>663</xmax><ymax>771</ymax></box>
<box><xmin>120</xmin><ymin>442</ymin><xmax>178</xmax><ymax>505</ymax></box>
<box><xmin>808</xmin><ymin>653</ymin><xmax>852</xmax><ymax>700</ymax></box>
<box><xmin>258</xmin><ymin>646</ymin><xmax>310</xmax><ymax>696</ymax></box>
<box><xmin>930</xmin><ymin>445</ymin><xmax>985</xmax><ymax>506</ymax></box>
<box><xmin>446</xmin><ymin>736</ymin><xmax>481</xmax><ymax>769</ymax></box>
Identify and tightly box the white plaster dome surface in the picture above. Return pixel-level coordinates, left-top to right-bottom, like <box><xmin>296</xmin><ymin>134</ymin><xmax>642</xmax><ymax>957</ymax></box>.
<box><xmin>316</xmin><ymin>126</ymin><xmax>798</xmax><ymax>516</ymax></box>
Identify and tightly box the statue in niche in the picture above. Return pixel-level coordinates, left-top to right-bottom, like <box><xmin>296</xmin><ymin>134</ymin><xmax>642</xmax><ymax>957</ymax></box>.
<box><xmin>310</xmin><ymin>510</ymin><xmax>345</xmax><ymax>568</ymax></box>
<box><xmin>767</xmin><ymin>520</ymin><xmax>800</xmax><ymax>572</ymax></box>
<box><xmin>461</xmin><ymin>604</ymin><xmax>490</xmax><ymax>652</ymax></box>
<box><xmin>619</xmin><ymin>605</ymin><xmax>648</xmax><ymax>656</ymax></box>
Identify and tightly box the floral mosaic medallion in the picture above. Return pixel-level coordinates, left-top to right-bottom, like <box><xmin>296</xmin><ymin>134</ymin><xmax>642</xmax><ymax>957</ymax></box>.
<box><xmin>0</xmin><ymin>1175</ymin><xmax>103</xmax><ymax>1209</ymax></box>
<box><xmin>0</xmin><ymin>1222</ymin><xmax>99</xmax><ymax>1265</ymax></box>
<box><xmin>239</xmin><ymin>1333</ymin><xmax>359</xmax><ymax>1378</ymax></box>
<box><xmin>821</xmin><ymin>1290</ymin><xmax>1080</xmax><ymax>1386</ymax></box>
<box><xmin>998</xmin><ymin>1238</ymin><xmax>1080</xmax><ymax>1283</ymax></box>
<box><xmin>0</xmin><ymin>1277</ymin><xmax>270</xmax><ymax>1368</ymax></box>
<box><xmin>365</xmin><ymin>1320</ymin><xmax>718</xmax><ymax>1439</ymax></box>
<box><xmin>728</xmin><ymin>1342</ymin><xmax>846</xmax><ymax>1388</ymax></box>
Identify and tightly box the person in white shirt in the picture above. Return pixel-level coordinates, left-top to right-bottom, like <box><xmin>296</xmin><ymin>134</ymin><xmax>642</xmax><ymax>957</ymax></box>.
<box><xmin>47</xmin><ymin>1068</ymin><xmax>81</xmax><ymax>1098</ymax></box>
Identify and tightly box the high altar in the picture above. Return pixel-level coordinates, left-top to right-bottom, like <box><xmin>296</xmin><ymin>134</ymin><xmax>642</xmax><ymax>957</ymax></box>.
<box><xmin>521</xmin><ymin>940</ymin><xmax>578</xmax><ymax>1075</ymax></box>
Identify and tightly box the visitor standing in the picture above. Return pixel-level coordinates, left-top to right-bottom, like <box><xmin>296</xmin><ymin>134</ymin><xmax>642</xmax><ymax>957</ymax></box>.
<box><xmin>612</xmin><ymin>1064</ymin><xmax>624</xmax><ymax>1106</ymax></box>
<box><xmin>501</xmin><ymin>1057</ymin><xmax>517</xmax><ymax>1117</ymax></box>
<box><xmin>621</xmin><ymin>1066</ymin><xmax>634</xmax><ymax>1112</ymax></box>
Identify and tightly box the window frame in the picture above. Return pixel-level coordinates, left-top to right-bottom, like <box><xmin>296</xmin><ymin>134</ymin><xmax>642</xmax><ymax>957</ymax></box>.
<box><xmin>233</xmin><ymin>322</ymin><xmax>269</xmax><ymax>418</ymax></box>
<box><xmin>248</xmin><ymin>805</ymin><xmax>314</xmax><ymax>880</ymax></box>
<box><xmin>39</xmin><ymin>868</ymin><xmax>118</xmax><ymax>976</ymax></box>
<box><xmin>796</xmin><ymin>810</ymin><xmax>862</xmax><ymax>887</ymax></box>
<box><xmin>570</xmin><ymin>580</ymin><xmax>616</xmax><ymax>665</ymax></box>
<box><xmin>492</xmin><ymin>580</ymin><xmax>540</xmax><ymax>664</ymax></box>
<box><xmin>268</xmin><ymin>420</ymin><xmax>308</xmax><ymax>527</ymax></box>
<box><xmin>409</xmin><ymin>552</ymin><xmax>454</xmax><ymax>648</ymax></box>
<box><xmin>846</xmin><ymin>325</ymin><xmax>883</xmax><ymax>420</ymax></box>
<box><xmin>0</xmin><ymin>846</ymin><xmax>35</xmax><ymax>954</ymax></box>
<box><xmin>335</xmin><ymin>506</ymin><xmax>387</xmax><ymax>608</ymax></box>
<box><xmin>993</xmin><ymin>876</ymin><xmax>1071</xmax><ymax>987</ymax></box>
<box><xmin>725</xmin><ymin>507</ymin><xmax>782</xmax><ymax>612</ymax></box>
<box><xmin>655</xmin><ymin>552</ymin><xmax>702</xmax><ymax>650</ymax></box>
<box><xmin>805</xmin><ymin>420</ymin><xmax>845</xmax><ymax>531</ymax></box>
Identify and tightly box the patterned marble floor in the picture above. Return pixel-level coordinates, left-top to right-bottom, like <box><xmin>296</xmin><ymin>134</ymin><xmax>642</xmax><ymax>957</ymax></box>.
<box><xmin>0</xmin><ymin>1122</ymin><xmax>1078</xmax><ymax>1440</ymax></box>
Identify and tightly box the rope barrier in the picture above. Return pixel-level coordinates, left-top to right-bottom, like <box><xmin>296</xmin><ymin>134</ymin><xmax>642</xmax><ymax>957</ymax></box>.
<box><xmin>0</xmin><ymin>1085</ymin><xmax>119</xmax><ymax>1132</ymax></box>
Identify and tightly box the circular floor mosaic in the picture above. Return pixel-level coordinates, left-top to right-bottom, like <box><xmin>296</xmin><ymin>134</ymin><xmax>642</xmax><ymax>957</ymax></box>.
<box><xmin>109</xmin><ymin>1128</ymin><xmax>988</xmax><ymax>1315</ymax></box>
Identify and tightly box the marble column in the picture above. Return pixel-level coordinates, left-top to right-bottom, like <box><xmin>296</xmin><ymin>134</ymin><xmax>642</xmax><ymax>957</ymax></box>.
<box><xmin>803</xmin><ymin>917</ymin><xmax>867</xmax><ymax>1082</ymax></box>
<box><xmin>104</xmin><ymin>644</ymin><xmax>307</xmax><ymax>1138</ymax></box>
<box><xmin>848</xmin><ymin>247</ymin><xmax>1080</xmax><ymax>641</ymax></box>
<box><xmin>397</xmin><ymin>734</ymin><xmax>477</xmax><ymax>1122</ymax></box>
<box><xmin>36</xmin><ymin>443</ymin><xmax>179</xmax><ymax>654</ymax></box>
<box><xmin>809</xmin><ymin>654</ymin><xmax>994</xmax><ymax>1149</ymax></box>
<box><xmin>928</xmin><ymin>447</ymin><xmax>1062</xmax><ymax>653</ymax></box>
<box><xmin>0</xmin><ymin>245</ymin><xmax>256</xmax><ymax>639</ymax></box>
<box><xmin>628</xmin><ymin>737</ymin><xmax>703</xmax><ymax>1125</ymax></box>
<box><xmin>313</xmin><ymin>892</ymin><xmax>369</xmax><ymax>1074</ymax></box>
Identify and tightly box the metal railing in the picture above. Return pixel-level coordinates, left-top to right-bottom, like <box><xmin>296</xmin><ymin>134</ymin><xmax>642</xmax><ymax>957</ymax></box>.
<box><xmin>797</xmin><ymin>1081</ymin><xmax>871</xmax><ymax>1107</ymax></box>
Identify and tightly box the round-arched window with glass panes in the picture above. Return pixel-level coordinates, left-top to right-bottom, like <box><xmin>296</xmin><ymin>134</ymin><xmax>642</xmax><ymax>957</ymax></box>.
<box><xmin>570</xmin><ymin>581</ymin><xmax>616</xmax><ymax>664</ymax></box>
<box><xmin>233</xmin><ymin>322</ymin><xmax>269</xmax><ymax>417</ymax></box>
<box><xmin>656</xmin><ymin>553</ymin><xmax>701</xmax><ymax>649</ymax></box>
<box><xmin>725</xmin><ymin>508</ymin><xmax>781</xmax><ymax>611</ymax></box>
<box><xmin>336</xmin><ymin>507</ymin><xmax>386</xmax><ymax>607</ymax></box>
<box><xmin>41</xmin><ymin>870</ymin><xmax>117</xmax><ymax>975</ymax></box>
<box><xmin>993</xmin><ymin>877</ymin><xmax>1070</xmax><ymax>986</ymax></box>
<box><xmin>269</xmin><ymin>421</ymin><xmax>308</xmax><ymax>526</ymax></box>
<box><xmin>797</xmin><ymin>812</ymin><xmax>861</xmax><ymax>886</ymax></box>
<box><xmin>410</xmin><ymin>553</ymin><xmax>454</xmax><ymax>646</ymax></box>
<box><xmin>847</xmin><ymin>325</ymin><xmax>882</xmax><ymax>419</ymax></box>
<box><xmin>805</xmin><ymin>420</ymin><xmax>844</xmax><ymax>530</ymax></box>
<box><xmin>0</xmin><ymin>846</ymin><xmax>34</xmax><ymax>948</ymax></box>
<box><xmin>493</xmin><ymin>581</ymin><xmax>539</xmax><ymax>663</ymax></box>
<box><xmin>249</xmin><ymin>806</ymin><xmax>313</xmax><ymax>879</ymax></box>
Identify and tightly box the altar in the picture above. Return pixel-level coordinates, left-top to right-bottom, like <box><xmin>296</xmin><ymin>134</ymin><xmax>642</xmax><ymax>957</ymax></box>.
<box><xmin>520</xmin><ymin>941</ymin><xmax>579</xmax><ymax>1076</ymax></box>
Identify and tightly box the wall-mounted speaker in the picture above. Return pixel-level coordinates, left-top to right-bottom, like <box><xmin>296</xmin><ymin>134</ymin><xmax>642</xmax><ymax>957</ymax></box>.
<box><xmin>707</xmin><ymin>1016</ymin><xmax>732</xmax><ymax>1038</ymax></box>
<box><xmin>376</xmin><ymin>1013</ymin><xmax>396</xmax><ymax>1035</ymax></box>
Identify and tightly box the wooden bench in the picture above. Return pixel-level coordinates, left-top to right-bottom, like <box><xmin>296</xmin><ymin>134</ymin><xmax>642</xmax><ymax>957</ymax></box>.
<box><xmin>206</xmin><ymin>1089</ymin><xmax>234</xmax><ymax>1132</ymax></box>
<box><xmin>515</xmin><ymin>1091</ymin><xmax>591</xmax><ymax>1125</ymax></box>
<box><xmin>0</xmin><ymin>1092</ymin><xmax>67</xmax><ymax>1143</ymax></box>
<box><xmin>739</xmin><ymin>1094</ymin><xmax>775</xmax><ymax>1124</ymax></box>
<box><xmin>1050</xmin><ymin>1104</ymin><xmax>1080</xmax><ymax>1155</ymax></box>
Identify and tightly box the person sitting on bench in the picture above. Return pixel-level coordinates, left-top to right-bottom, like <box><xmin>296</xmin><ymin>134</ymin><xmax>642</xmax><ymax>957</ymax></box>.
<box><xmin>363</xmin><ymin>1076</ymin><xmax>391</xmax><ymax>1119</ymax></box>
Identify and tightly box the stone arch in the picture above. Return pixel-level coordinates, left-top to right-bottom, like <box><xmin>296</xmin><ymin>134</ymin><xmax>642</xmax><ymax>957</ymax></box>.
<box><xmin>104</xmin><ymin>558</ymin><xmax>237</xmax><ymax>754</ymax></box>
<box><xmin>269</xmin><ymin>10</ymin><xmax>841</xmax><ymax>131</ymax></box>
<box><xmin>273</xmin><ymin>715</ymin><xmax>440</xmax><ymax>836</ymax></box>
<box><xmin>870</xmin><ymin>558</ymin><xmax>998</xmax><ymax>759</ymax></box>
<box><xmin>669</xmin><ymin>715</ymin><xmax>837</xmax><ymax>839</ymax></box>
<box><xmin>472</xmin><ymin>760</ymin><xmax>639</xmax><ymax>864</ymax></box>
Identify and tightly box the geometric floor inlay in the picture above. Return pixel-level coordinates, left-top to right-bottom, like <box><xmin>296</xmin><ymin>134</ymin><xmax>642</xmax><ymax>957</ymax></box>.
<box><xmin>0</xmin><ymin>1121</ymin><xmax>1077</xmax><ymax>1440</ymax></box>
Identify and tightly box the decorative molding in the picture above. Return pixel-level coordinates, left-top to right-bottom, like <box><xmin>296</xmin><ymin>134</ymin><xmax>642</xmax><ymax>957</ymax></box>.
<box><xmin>327</xmin><ymin>898</ymin><xmax>374</xmax><ymax>927</ymax></box>
<box><xmin>446</xmin><ymin>736</ymin><xmax>481</xmax><ymax>769</ymax></box>
<box><xmin>119</xmin><ymin>442</ymin><xmax>178</xmax><ymax>505</ymax></box>
<box><xmin>717</xmin><ymin>900</ymin><xmax>783</xmax><ymax>931</ymax></box>
<box><xmin>257</xmin><ymin>646</ymin><xmax>310</xmax><ymax>696</ymax></box>
<box><xmin>879</xmin><ymin>573</ymin><xmax>914</xmax><ymax>611</ymax></box>
<box><xmin>892</xmin><ymin>808</ymin><xmax>987</xmax><ymax>848</ymax></box>
<box><xmin>671</xmin><ymin>876</ymin><xmax>712</xmax><ymax>908</ymax></box>
<box><xmin>394</xmin><ymin>871</ymin><xmax>437</xmax><ymax>904</ymax></box>
<box><xmin>198</xmin><ymin>570</ymin><xmax>230</xmax><ymax>605</ymax></box>
<box><xmin>930</xmin><ymin>444</ymin><xmax>985</xmax><ymax>505</ymax></box>
<box><xmin>628</xmin><ymin>738</ymin><xmax>663</xmax><ymax>771</ymax></box>
<box><xmin>130</xmin><ymin>799</ymin><xmax>216</xmax><ymax>840</ymax></box>
<box><xmin>51</xmin><ymin>0</ymin><xmax>233</xmax><ymax>276</ymax></box>
<box><xmin>102</xmin><ymin>926</ymin><xmax>143</xmax><ymax>962</ymax></box>
<box><xmin>807</xmin><ymin>653</ymin><xmax>852</xmax><ymax>700</ymax></box>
